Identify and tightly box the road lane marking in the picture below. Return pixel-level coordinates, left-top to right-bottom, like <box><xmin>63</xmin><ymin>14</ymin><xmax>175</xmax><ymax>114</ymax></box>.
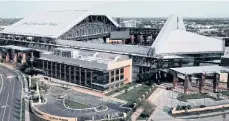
<box><xmin>0</xmin><ymin>74</ymin><xmax>3</xmax><ymax>95</ymax></box>
<box><xmin>7</xmin><ymin>77</ymin><xmax>16</xmax><ymax>121</ymax></box>
<box><xmin>2</xmin><ymin>93</ymin><xmax>9</xmax><ymax>121</ymax></box>
<box><xmin>7</xmin><ymin>76</ymin><xmax>14</xmax><ymax>79</ymax></box>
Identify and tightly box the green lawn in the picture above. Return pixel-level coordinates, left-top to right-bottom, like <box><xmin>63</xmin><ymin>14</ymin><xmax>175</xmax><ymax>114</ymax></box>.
<box><xmin>105</xmin><ymin>83</ymin><xmax>133</xmax><ymax>96</ymax></box>
<box><xmin>219</xmin><ymin>91</ymin><xmax>229</xmax><ymax>96</ymax></box>
<box><xmin>115</xmin><ymin>85</ymin><xmax>151</xmax><ymax>103</ymax></box>
<box><xmin>64</xmin><ymin>99</ymin><xmax>89</xmax><ymax>109</ymax></box>
<box><xmin>177</xmin><ymin>93</ymin><xmax>221</xmax><ymax>102</ymax></box>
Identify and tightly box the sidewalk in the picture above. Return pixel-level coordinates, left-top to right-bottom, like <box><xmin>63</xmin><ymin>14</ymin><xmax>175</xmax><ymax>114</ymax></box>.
<box><xmin>131</xmin><ymin>87</ymin><xmax>159</xmax><ymax>121</ymax></box>
<box><xmin>131</xmin><ymin>107</ymin><xmax>144</xmax><ymax>121</ymax></box>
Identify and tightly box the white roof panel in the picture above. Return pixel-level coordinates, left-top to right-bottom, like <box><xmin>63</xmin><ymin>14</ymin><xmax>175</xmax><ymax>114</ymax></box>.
<box><xmin>151</xmin><ymin>15</ymin><xmax>186</xmax><ymax>51</ymax></box>
<box><xmin>1</xmin><ymin>10</ymin><xmax>88</xmax><ymax>38</ymax></box>
<box><xmin>152</xmin><ymin>14</ymin><xmax>224</xmax><ymax>55</ymax></box>
<box><xmin>156</xmin><ymin>30</ymin><xmax>224</xmax><ymax>55</ymax></box>
<box><xmin>170</xmin><ymin>65</ymin><xmax>229</xmax><ymax>75</ymax></box>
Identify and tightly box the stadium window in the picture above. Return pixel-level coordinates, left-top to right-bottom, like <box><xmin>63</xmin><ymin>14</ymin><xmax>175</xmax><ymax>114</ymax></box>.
<box><xmin>111</xmin><ymin>70</ymin><xmax>114</xmax><ymax>76</ymax></box>
<box><xmin>120</xmin><ymin>68</ymin><xmax>124</xmax><ymax>73</ymax></box>
<box><xmin>116</xmin><ymin>76</ymin><xmax>119</xmax><ymax>81</ymax></box>
<box><xmin>116</xmin><ymin>69</ymin><xmax>119</xmax><ymax>75</ymax></box>
<box><xmin>120</xmin><ymin>75</ymin><xmax>124</xmax><ymax>80</ymax></box>
<box><xmin>111</xmin><ymin>77</ymin><xmax>114</xmax><ymax>82</ymax></box>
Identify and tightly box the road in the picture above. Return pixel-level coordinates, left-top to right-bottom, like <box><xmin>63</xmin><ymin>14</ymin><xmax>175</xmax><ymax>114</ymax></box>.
<box><xmin>0</xmin><ymin>65</ymin><xmax>22</xmax><ymax>121</ymax></box>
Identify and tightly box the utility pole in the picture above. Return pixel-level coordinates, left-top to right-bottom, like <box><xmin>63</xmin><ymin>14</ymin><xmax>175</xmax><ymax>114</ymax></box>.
<box><xmin>171</xmin><ymin>89</ymin><xmax>174</xmax><ymax>109</ymax></box>
<box><xmin>36</xmin><ymin>82</ymin><xmax>41</xmax><ymax>103</ymax></box>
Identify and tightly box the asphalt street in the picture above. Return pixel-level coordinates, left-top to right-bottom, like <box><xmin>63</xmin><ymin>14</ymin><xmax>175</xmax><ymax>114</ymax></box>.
<box><xmin>0</xmin><ymin>65</ymin><xmax>22</xmax><ymax>121</ymax></box>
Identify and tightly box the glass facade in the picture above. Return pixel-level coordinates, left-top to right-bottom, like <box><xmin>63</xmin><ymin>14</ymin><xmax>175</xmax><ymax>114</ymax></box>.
<box><xmin>37</xmin><ymin>59</ymin><xmax>115</xmax><ymax>91</ymax></box>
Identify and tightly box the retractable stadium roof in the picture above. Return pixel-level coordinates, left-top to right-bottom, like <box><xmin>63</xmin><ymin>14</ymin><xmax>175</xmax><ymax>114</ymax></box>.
<box><xmin>0</xmin><ymin>10</ymin><xmax>119</xmax><ymax>38</ymax></box>
<box><xmin>151</xmin><ymin>15</ymin><xmax>224</xmax><ymax>55</ymax></box>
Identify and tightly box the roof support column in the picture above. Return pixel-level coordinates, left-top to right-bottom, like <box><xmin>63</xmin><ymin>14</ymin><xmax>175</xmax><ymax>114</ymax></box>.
<box><xmin>109</xmin><ymin>71</ymin><xmax>111</xmax><ymax>90</ymax></box>
<box><xmin>42</xmin><ymin>60</ymin><xmax>45</xmax><ymax>71</ymax></box>
<box><xmin>184</xmin><ymin>74</ymin><xmax>190</xmax><ymax>94</ymax></box>
<box><xmin>90</xmin><ymin>70</ymin><xmax>93</xmax><ymax>88</ymax></box>
<box><xmin>0</xmin><ymin>51</ymin><xmax>2</xmax><ymax>61</ymax></box>
<box><xmin>213</xmin><ymin>73</ymin><xmax>219</xmax><ymax>93</ymax></box>
<box><xmin>59</xmin><ymin>63</ymin><xmax>61</xmax><ymax>80</ymax></box>
<box><xmin>64</xmin><ymin>65</ymin><xmax>66</xmax><ymax>82</ymax></box>
<box><xmin>46</xmin><ymin>61</ymin><xmax>49</xmax><ymax>76</ymax></box>
<box><xmin>22</xmin><ymin>52</ymin><xmax>26</xmax><ymax>64</ymax></box>
<box><xmin>227</xmin><ymin>73</ymin><xmax>229</xmax><ymax>90</ymax></box>
<box><xmin>69</xmin><ymin>66</ymin><xmax>71</xmax><ymax>83</ymax></box>
<box><xmin>173</xmin><ymin>72</ymin><xmax>178</xmax><ymax>89</ymax></box>
<box><xmin>79</xmin><ymin>68</ymin><xmax>81</xmax><ymax>86</ymax></box>
<box><xmin>199</xmin><ymin>73</ymin><xmax>206</xmax><ymax>93</ymax></box>
<box><xmin>85</xmin><ymin>69</ymin><xmax>87</xmax><ymax>86</ymax></box>
<box><xmin>130</xmin><ymin>35</ymin><xmax>134</xmax><ymax>44</ymax></box>
<box><xmin>6</xmin><ymin>52</ymin><xmax>10</xmax><ymax>63</ymax></box>
<box><xmin>74</xmin><ymin>67</ymin><xmax>76</xmax><ymax>84</ymax></box>
<box><xmin>50</xmin><ymin>62</ymin><xmax>53</xmax><ymax>78</ymax></box>
<box><xmin>14</xmin><ymin>53</ymin><xmax>17</xmax><ymax>65</ymax></box>
<box><xmin>55</xmin><ymin>62</ymin><xmax>57</xmax><ymax>78</ymax></box>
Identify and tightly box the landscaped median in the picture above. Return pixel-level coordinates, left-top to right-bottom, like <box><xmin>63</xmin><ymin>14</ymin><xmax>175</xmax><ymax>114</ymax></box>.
<box><xmin>177</xmin><ymin>93</ymin><xmax>222</xmax><ymax>102</ymax></box>
<box><xmin>115</xmin><ymin>84</ymin><xmax>155</xmax><ymax>104</ymax></box>
<box><xmin>171</xmin><ymin>104</ymin><xmax>229</xmax><ymax>116</ymax></box>
<box><xmin>64</xmin><ymin>99</ymin><xmax>89</xmax><ymax>109</ymax></box>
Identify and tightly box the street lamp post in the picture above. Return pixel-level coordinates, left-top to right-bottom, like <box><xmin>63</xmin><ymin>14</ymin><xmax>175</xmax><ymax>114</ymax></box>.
<box><xmin>171</xmin><ymin>89</ymin><xmax>173</xmax><ymax>108</ymax></box>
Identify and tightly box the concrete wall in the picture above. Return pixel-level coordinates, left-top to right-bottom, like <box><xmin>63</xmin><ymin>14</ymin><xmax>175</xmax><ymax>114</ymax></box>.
<box><xmin>220</xmin><ymin>73</ymin><xmax>228</xmax><ymax>83</ymax></box>
<box><xmin>172</xmin><ymin>104</ymin><xmax>229</xmax><ymax>115</ymax></box>
<box><xmin>31</xmin><ymin>103</ymin><xmax>77</xmax><ymax>121</ymax></box>
<box><xmin>108</xmin><ymin>59</ymin><xmax>132</xmax><ymax>83</ymax></box>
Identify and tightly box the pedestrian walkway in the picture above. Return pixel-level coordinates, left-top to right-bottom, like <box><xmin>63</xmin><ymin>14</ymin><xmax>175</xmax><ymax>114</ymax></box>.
<box><xmin>131</xmin><ymin>107</ymin><xmax>144</xmax><ymax>121</ymax></box>
<box><xmin>131</xmin><ymin>87</ymin><xmax>158</xmax><ymax>121</ymax></box>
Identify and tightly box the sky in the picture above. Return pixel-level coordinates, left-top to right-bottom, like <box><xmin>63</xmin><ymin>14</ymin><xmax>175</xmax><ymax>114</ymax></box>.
<box><xmin>0</xmin><ymin>1</ymin><xmax>229</xmax><ymax>18</ymax></box>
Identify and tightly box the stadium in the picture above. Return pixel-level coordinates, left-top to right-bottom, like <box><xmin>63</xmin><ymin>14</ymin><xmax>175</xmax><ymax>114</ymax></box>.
<box><xmin>0</xmin><ymin>10</ymin><xmax>226</xmax><ymax>93</ymax></box>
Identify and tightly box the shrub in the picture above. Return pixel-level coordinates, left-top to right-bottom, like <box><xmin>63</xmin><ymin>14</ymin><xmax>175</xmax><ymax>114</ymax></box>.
<box><xmin>176</xmin><ymin>105</ymin><xmax>182</xmax><ymax>110</ymax></box>
<box><xmin>182</xmin><ymin>106</ymin><xmax>187</xmax><ymax>110</ymax></box>
<box><xmin>187</xmin><ymin>105</ymin><xmax>192</xmax><ymax>109</ymax></box>
<box><xmin>200</xmin><ymin>105</ymin><xmax>206</xmax><ymax>108</ymax></box>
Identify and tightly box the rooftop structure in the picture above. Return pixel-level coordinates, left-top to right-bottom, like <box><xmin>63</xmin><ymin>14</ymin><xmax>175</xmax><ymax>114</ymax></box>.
<box><xmin>0</xmin><ymin>10</ymin><xmax>119</xmax><ymax>39</ymax></box>
<box><xmin>151</xmin><ymin>15</ymin><xmax>224</xmax><ymax>55</ymax></box>
<box><xmin>170</xmin><ymin>65</ymin><xmax>229</xmax><ymax>75</ymax></box>
<box><xmin>0</xmin><ymin>45</ymin><xmax>34</xmax><ymax>51</ymax></box>
<box><xmin>40</xmin><ymin>53</ymin><xmax>108</xmax><ymax>70</ymax></box>
<box><xmin>40</xmin><ymin>47</ymin><xmax>129</xmax><ymax>71</ymax></box>
<box><xmin>55</xmin><ymin>39</ymin><xmax>152</xmax><ymax>56</ymax></box>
